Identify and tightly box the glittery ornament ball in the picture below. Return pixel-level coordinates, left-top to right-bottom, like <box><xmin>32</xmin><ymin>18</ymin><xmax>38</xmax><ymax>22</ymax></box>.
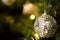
<box><xmin>34</xmin><ymin>13</ymin><xmax>58</xmax><ymax>38</ymax></box>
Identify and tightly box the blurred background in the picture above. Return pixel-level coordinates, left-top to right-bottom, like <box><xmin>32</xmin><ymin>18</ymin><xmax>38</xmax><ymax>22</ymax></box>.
<box><xmin>0</xmin><ymin>0</ymin><xmax>60</xmax><ymax>40</ymax></box>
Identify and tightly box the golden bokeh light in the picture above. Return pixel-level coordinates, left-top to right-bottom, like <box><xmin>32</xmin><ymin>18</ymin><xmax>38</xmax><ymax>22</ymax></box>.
<box><xmin>30</xmin><ymin>14</ymin><xmax>35</xmax><ymax>20</ymax></box>
<box><xmin>23</xmin><ymin>3</ymin><xmax>34</xmax><ymax>14</ymax></box>
<box><xmin>1</xmin><ymin>0</ymin><xmax>16</xmax><ymax>6</ymax></box>
<box><xmin>34</xmin><ymin>33</ymin><xmax>40</xmax><ymax>40</ymax></box>
<box><xmin>5</xmin><ymin>16</ymin><xmax>14</xmax><ymax>24</ymax></box>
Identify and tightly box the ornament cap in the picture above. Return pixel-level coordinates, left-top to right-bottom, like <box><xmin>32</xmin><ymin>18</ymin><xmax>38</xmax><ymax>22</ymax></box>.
<box><xmin>44</xmin><ymin>10</ymin><xmax>47</xmax><ymax>15</ymax></box>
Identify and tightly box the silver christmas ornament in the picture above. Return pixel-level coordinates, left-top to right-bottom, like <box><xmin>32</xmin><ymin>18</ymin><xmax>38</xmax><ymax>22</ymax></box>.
<box><xmin>34</xmin><ymin>12</ymin><xmax>58</xmax><ymax>38</ymax></box>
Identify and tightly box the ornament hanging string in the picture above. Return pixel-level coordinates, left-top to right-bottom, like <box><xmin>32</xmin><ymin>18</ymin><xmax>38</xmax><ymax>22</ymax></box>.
<box><xmin>44</xmin><ymin>0</ymin><xmax>48</xmax><ymax>14</ymax></box>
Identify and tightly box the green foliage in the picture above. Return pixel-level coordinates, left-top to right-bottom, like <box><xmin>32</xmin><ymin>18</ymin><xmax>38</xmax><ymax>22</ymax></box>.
<box><xmin>0</xmin><ymin>0</ymin><xmax>60</xmax><ymax>40</ymax></box>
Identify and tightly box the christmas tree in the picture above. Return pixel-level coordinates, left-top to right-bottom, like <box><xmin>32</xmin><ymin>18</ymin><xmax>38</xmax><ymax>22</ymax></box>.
<box><xmin>0</xmin><ymin>0</ymin><xmax>60</xmax><ymax>40</ymax></box>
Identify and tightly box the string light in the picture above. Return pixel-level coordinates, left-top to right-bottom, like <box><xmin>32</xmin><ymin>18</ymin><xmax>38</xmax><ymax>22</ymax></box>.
<box><xmin>1</xmin><ymin>0</ymin><xmax>16</xmax><ymax>6</ymax></box>
<box><xmin>34</xmin><ymin>33</ymin><xmax>40</xmax><ymax>40</ymax></box>
<box><xmin>30</xmin><ymin>14</ymin><xmax>35</xmax><ymax>20</ymax></box>
<box><xmin>23</xmin><ymin>3</ymin><xmax>34</xmax><ymax>14</ymax></box>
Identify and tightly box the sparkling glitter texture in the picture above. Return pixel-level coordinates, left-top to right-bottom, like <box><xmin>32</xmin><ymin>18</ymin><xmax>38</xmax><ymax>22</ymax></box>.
<box><xmin>34</xmin><ymin>13</ymin><xmax>58</xmax><ymax>38</ymax></box>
